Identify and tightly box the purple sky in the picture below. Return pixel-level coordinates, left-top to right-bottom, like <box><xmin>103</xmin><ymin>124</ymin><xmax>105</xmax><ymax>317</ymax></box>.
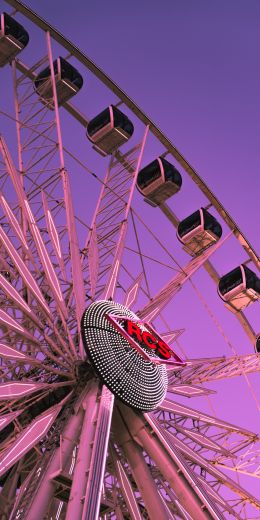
<box><xmin>1</xmin><ymin>0</ymin><xmax>259</xmax><ymax>500</ymax></box>
<box><xmin>23</xmin><ymin>0</ymin><xmax>260</xmax><ymax>252</ymax></box>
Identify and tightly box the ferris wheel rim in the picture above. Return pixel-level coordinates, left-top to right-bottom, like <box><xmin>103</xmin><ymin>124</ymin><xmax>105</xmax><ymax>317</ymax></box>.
<box><xmin>4</xmin><ymin>0</ymin><xmax>259</xmax><ymax>272</ymax></box>
<box><xmin>1</xmin><ymin>0</ymin><xmax>258</xmax><ymax>351</ymax></box>
<box><xmin>0</xmin><ymin>3</ymin><xmax>259</xmax><ymax>518</ymax></box>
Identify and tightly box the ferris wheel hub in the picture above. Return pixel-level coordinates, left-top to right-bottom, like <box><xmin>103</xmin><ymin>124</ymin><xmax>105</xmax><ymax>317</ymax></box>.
<box><xmin>81</xmin><ymin>300</ymin><xmax>168</xmax><ymax>411</ymax></box>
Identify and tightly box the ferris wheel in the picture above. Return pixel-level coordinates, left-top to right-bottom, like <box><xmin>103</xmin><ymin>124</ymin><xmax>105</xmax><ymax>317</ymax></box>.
<box><xmin>0</xmin><ymin>1</ymin><xmax>259</xmax><ymax>519</ymax></box>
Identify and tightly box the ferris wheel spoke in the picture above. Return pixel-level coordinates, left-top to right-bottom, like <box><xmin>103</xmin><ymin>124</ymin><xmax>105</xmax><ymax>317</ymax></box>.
<box><xmin>0</xmin><ymin>141</ymin><xmax>78</xmax><ymax>360</ymax></box>
<box><xmin>0</xmin><ymin>271</ymin><xmax>42</xmax><ymax>329</ymax></box>
<box><xmin>165</xmin><ymin>427</ymin><xmax>260</xmax><ymax>513</ymax></box>
<box><xmin>153</xmin><ymin>401</ymin><xmax>260</xmax><ymax>512</ymax></box>
<box><xmin>109</xmin><ymin>447</ymin><xmax>143</xmax><ymax>520</ymax></box>
<box><xmin>168</xmin><ymin>354</ymin><xmax>260</xmax><ymax>385</ymax></box>
<box><xmin>168</xmin><ymin>383</ymin><xmax>216</xmax><ymax>398</ymax></box>
<box><xmin>0</xmin><ymin>343</ymin><xmax>39</xmax><ymax>364</ymax></box>
<box><xmin>84</xmin><ymin>130</ymin><xmax>148</xmax><ymax>302</ymax></box>
<box><xmin>146</xmin><ymin>413</ymin><xmax>260</xmax><ymax>517</ymax></box>
<box><xmin>147</xmin><ymin>421</ymin><xmax>233</xmax><ymax>482</ymax></box>
<box><xmin>189</xmin><ymin>269</ymin><xmax>257</xmax><ymax>346</ymax></box>
<box><xmin>0</xmin><ymin>223</ymin><xmax>50</xmax><ymax>316</ymax></box>
<box><xmin>46</xmin><ymin>31</ymin><xmax>86</xmax><ymax>354</ymax></box>
<box><xmin>87</xmin><ymin>222</ymin><xmax>99</xmax><ymax>299</ymax></box>
<box><xmin>12</xmin><ymin>42</ymin><xmax>85</xmax><ymax>356</ymax></box>
<box><xmin>24</xmin><ymin>198</ymin><xmax>67</xmax><ymax>317</ymax></box>
<box><xmin>0</xmin><ymin>402</ymin><xmax>64</xmax><ymax>479</ymax></box>
<box><xmin>41</xmin><ymin>191</ymin><xmax>67</xmax><ymax>281</ymax></box>
<box><xmin>104</xmin><ymin>128</ymin><xmax>149</xmax><ymax>301</ymax></box>
<box><xmin>157</xmin><ymin>479</ymin><xmax>194</xmax><ymax>519</ymax></box>
<box><xmin>0</xmin><ymin>382</ymin><xmax>70</xmax><ymax>404</ymax></box>
<box><xmin>0</xmin><ymin>410</ymin><xmax>22</xmax><ymax>432</ymax></box>
<box><xmin>123</xmin><ymin>273</ymin><xmax>143</xmax><ymax>309</ymax></box>
<box><xmin>10</xmin><ymin>392</ymin><xmax>84</xmax><ymax>520</ymax></box>
<box><xmin>58</xmin><ymin>168</ymin><xmax>86</xmax><ymax>351</ymax></box>
<box><xmin>138</xmin><ymin>232</ymin><xmax>232</xmax><ymax>321</ymax></box>
<box><xmin>0</xmin><ymin>309</ymin><xmax>41</xmax><ymax>345</ymax></box>
<box><xmin>42</xmin><ymin>191</ymin><xmax>67</xmax><ymax>281</ymax></box>
<box><xmin>0</xmin><ymin>137</ymin><xmax>67</xmax><ymax>319</ymax></box>
<box><xmin>0</xmin><ymin>2</ymin><xmax>258</xmax><ymax>517</ymax></box>
<box><xmin>0</xmin><ymin>343</ymin><xmax>73</xmax><ymax>379</ymax></box>
<box><xmin>213</xmin><ymin>444</ymin><xmax>260</xmax><ymax>479</ymax></box>
<box><xmin>158</xmin><ymin>399</ymin><xmax>256</xmax><ymax>437</ymax></box>
<box><xmin>196</xmin><ymin>476</ymin><xmax>239</xmax><ymax>517</ymax></box>
<box><xmin>0</xmin><ymin>193</ymin><xmax>32</xmax><ymax>259</ymax></box>
<box><xmin>169</xmin><ymin>423</ymin><xmax>232</xmax><ymax>457</ymax></box>
<box><xmin>0</xmin><ymin>229</ymin><xmax>74</xmax><ymax>361</ymax></box>
<box><xmin>117</xmin><ymin>462</ymin><xmax>149</xmax><ymax>519</ymax></box>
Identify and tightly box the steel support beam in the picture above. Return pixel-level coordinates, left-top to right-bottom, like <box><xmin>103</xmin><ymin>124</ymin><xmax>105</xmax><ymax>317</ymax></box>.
<box><xmin>113</xmin><ymin>409</ymin><xmax>169</xmax><ymax>520</ymax></box>
<box><xmin>65</xmin><ymin>382</ymin><xmax>99</xmax><ymax>520</ymax></box>
<box><xmin>118</xmin><ymin>403</ymin><xmax>223</xmax><ymax>520</ymax></box>
<box><xmin>81</xmin><ymin>386</ymin><xmax>114</xmax><ymax>520</ymax></box>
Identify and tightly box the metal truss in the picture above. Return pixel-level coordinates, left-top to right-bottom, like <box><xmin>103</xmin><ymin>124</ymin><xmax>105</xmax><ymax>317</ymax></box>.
<box><xmin>0</xmin><ymin>1</ymin><xmax>258</xmax><ymax>519</ymax></box>
<box><xmin>168</xmin><ymin>353</ymin><xmax>260</xmax><ymax>385</ymax></box>
<box><xmin>84</xmin><ymin>127</ymin><xmax>148</xmax><ymax>301</ymax></box>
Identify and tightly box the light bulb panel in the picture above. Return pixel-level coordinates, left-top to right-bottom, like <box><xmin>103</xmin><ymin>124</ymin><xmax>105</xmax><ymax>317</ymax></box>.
<box><xmin>81</xmin><ymin>300</ymin><xmax>168</xmax><ymax>411</ymax></box>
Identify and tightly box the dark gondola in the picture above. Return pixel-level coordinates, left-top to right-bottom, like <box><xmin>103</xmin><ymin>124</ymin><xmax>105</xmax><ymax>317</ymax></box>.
<box><xmin>34</xmin><ymin>57</ymin><xmax>83</xmax><ymax>106</ymax></box>
<box><xmin>255</xmin><ymin>335</ymin><xmax>260</xmax><ymax>354</ymax></box>
<box><xmin>86</xmin><ymin>105</ymin><xmax>134</xmax><ymax>156</ymax></box>
<box><xmin>136</xmin><ymin>157</ymin><xmax>182</xmax><ymax>205</ymax></box>
<box><xmin>0</xmin><ymin>12</ymin><xmax>29</xmax><ymax>67</ymax></box>
<box><xmin>218</xmin><ymin>264</ymin><xmax>260</xmax><ymax>311</ymax></box>
<box><xmin>177</xmin><ymin>208</ymin><xmax>222</xmax><ymax>256</ymax></box>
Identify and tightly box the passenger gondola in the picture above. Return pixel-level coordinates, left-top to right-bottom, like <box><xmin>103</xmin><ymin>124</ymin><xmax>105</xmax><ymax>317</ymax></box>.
<box><xmin>136</xmin><ymin>157</ymin><xmax>182</xmax><ymax>205</ymax></box>
<box><xmin>255</xmin><ymin>335</ymin><xmax>260</xmax><ymax>354</ymax></box>
<box><xmin>218</xmin><ymin>264</ymin><xmax>260</xmax><ymax>311</ymax></box>
<box><xmin>177</xmin><ymin>208</ymin><xmax>222</xmax><ymax>256</ymax></box>
<box><xmin>86</xmin><ymin>105</ymin><xmax>134</xmax><ymax>156</ymax></box>
<box><xmin>34</xmin><ymin>57</ymin><xmax>83</xmax><ymax>106</ymax></box>
<box><xmin>0</xmin><ymin>12</ymin><xmax>29</xmax><ymax>67</ymax></box>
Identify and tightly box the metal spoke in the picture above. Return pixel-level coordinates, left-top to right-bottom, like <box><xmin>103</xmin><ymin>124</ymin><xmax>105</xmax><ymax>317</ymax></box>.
<box><xmin>0</xmin><ymin>2</ymin><xmax>258</xmax><ymax>518</ymax></box>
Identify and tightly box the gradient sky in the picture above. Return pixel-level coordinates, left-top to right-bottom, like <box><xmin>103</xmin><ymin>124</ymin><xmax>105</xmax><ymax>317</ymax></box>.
<box><xmin>22</xmin><ymin>0</ymin><xmax>259</xmax><ymax>247</ymax></box>
<box><xmin>1</xmin><ymin>0</ymin><xmax>259</xmax><ymax>502</ymax></box>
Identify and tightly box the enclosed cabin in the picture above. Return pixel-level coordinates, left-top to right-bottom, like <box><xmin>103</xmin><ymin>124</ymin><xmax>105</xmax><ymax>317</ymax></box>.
<box><xmin>86</xmin><ymin>105</ymin><xmax>134</xmax><ymax>156</ymax></box>
<box><xmin>34</xmin><ymin>57</ymin><xmax>83</xmax><ymax>106</ymax></box>
<box><xmin>255</xmin><ymin>335</ymin><xmax>260</xmax><ymax>354</ymax></box>
<box><xmin>177</xmin><ymin>208</ymin><xmax>222</xmax><ymax>256</ymax></box>
<box><xmin>0</xmin><ymin>12</ymin><xmax>29</xmax><ymax>67</ymax></box>
<box><xmin>218</xmin><ymin>264</ymin><xmax>260</xmax><ymax>312</ymax></box>
<box><xmin>136</xmin><ymin>157</ymin><xmax>182</xmax><ymax>206</ymax></box>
